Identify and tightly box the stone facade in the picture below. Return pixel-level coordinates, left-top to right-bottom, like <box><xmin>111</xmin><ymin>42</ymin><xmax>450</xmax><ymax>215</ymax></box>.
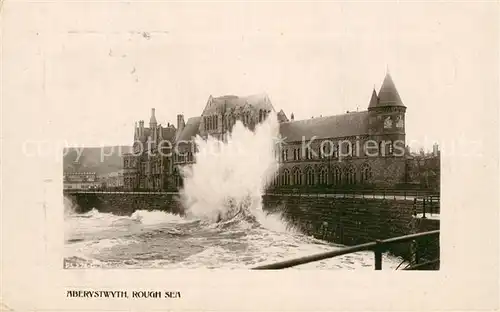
<box><xmin>68</xmin><ymin>192</ymin><xmax>184</xmax><ymax>216</ymax></box>
<box><xmin>263</xmin><ymin>193</ymin><xmax>439</xmax><ymax>260</ymax></box>
<box><xmin>123</xmin><ymin>108</ymin><xmax>176</xmax><ymax>191</ymax></box>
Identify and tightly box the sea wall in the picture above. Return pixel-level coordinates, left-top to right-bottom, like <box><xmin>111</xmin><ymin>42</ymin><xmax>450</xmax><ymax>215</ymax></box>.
<box><xmin>66</xmin><ymin>192</ymin><xmax>184</xmax><ymax>216</ymax></box>
<box><xmin>261</xmin><ymin>194</ymin><xmax>438</xmax><ymax>258</ymax></box>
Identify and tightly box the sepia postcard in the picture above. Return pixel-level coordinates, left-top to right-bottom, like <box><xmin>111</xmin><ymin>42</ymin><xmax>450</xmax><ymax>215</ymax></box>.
<box><xmin>1</xmin><ymin>1</ymin><xmax>499</xmax><ymax>311</ymax></box>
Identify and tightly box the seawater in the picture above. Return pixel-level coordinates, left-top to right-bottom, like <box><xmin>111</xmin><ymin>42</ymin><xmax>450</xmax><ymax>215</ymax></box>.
<box><xmin>64</xmin><ymin>112</ymin><xmax>403</xmax><ymax>269</ymax></box>
<box><xmin>64</xmin><ymin>207</ymin><xmax>404</xmax><ymax>269</ymax></box>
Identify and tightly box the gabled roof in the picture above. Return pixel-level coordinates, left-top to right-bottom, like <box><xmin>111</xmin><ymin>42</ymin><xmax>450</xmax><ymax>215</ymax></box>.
<box><xmin>161</xmin><ymin>126</ymin><xmax>176</xmax><ymax>142</ymax></box>
<box><xmin>277</xmin><ymin>109</ymin><xmax>289</xmax><ymax>122</ymax></box>
<box><xmin>376</xmin><ymin>73</ymin><xmax>405</xmax><ymax>107</ymax></box>
<box><xmin>201</xmin><ymin>93</ymin><xmax>275</xmax><ymax>115</ymax></box>
<box><xmin>279</xmin><ymin>111</ymin><xmax>370</xmax><ymax>143</ymax></box>
<box><xmin>176</xmin><ymin>117</ymin><xmax>201</xmax><ymax>141</ymax></box>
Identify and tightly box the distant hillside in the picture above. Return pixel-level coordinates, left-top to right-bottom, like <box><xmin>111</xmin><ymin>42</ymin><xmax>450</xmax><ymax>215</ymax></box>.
<box><xmin>63</xmin><ymin>146</ymin><xmax>132</xmax><ymax>175</ymax></box>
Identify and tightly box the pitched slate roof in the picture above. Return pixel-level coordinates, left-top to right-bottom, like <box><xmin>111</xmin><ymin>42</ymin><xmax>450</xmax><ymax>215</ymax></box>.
<box><xmin>176</xmin><ymin>116</ymin><xmax>201</xmax><ymax>141</ymax></box>
<box><xmin>202</xmin><ymin>93</ymin><xmax>274</xmax><ymax>115</ymax></box>
<box><xmin>279</xmin><ymin>111</ymin><xmax>370</xmax><ymax>143</ymax></box>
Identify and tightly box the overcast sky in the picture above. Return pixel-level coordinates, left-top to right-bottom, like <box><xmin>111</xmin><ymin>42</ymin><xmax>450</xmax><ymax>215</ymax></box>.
<box><xmin>4</xmin><ymin>2</ymin><xmax>495</xmax><ymax>152</ymax></box>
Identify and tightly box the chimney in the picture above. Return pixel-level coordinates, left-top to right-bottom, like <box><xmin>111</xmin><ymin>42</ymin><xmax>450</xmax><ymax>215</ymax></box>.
<box><xmin>177</xmin><ymin>114</ymin><xmax>185</xmax><ymax>133</ymax></box>
<box><xmin>433</xmin><ymin>143</ymin><xmax>439</xmax><ymax>156</ymax></box>
<box><xmin>139</xmin><ymin>120</ymin><xmax>144</xmax><ymax>137</ymax></box>
<box><xmin>290</xmin><ymin>113</ymin><xmax>294</xmax><ymax>121</ymax></box>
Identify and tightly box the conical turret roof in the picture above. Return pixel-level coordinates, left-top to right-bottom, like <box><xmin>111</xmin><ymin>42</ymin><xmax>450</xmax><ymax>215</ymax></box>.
<box><xmin>376</xmin><ymin>72</ymin><xmax>404</xmax><ymax>107</ymax></box>
<box><xmin>368</xmin><ymin>88</ymin><xmax>379</xmax><ymax>109</ymax></box>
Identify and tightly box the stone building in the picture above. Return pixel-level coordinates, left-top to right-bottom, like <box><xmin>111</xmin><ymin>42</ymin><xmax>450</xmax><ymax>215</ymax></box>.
<box><xmin>123</xmin><ymin>108</ymin><xmax>176</xmax><ymax>191</ymax></box>
<box><xmin>172</xmin><ymin>72</ymin><xmax>408</xmax><ymax>190</ymax></box>
<box><xmin>272</xmin><ymin>72</ymin><xmax>408</xmax><ymax>189</ymax></box>
<box><xmin>172</xmin><ymin>93</ymin><xmax>278</xmax><ymax>187</ymax></box>
<box><xmin>125</xmin><ymin>72</ymin><xmax>413</xmax><ymax>191</ymax></box>
<box><xmin>405</xmin><ymin>144</ymin><xmax>441</xmax><ymax>191</ymax></box>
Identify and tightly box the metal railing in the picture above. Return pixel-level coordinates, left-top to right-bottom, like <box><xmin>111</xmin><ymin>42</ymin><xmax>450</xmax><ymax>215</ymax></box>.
<box><xmin>252</xmin><ymin>230</ymin><xmax>440</xmax><ymax>270</ymax></box>
<box><xmin>63</xmin><ymin>189</ymin><xmax>178</xmax><ymax>195</ymax></box>
<box><xmin>265</xmin><ymin>188</ymin><xmax>440</xmax><ymax>202</ymax></box>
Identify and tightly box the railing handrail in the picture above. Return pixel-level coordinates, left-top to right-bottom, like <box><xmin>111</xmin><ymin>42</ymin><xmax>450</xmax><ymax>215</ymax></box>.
<box><xmin>252</xmin><ymin>230</ymin><xmax>440</xmax><ymax>270</ymax></box>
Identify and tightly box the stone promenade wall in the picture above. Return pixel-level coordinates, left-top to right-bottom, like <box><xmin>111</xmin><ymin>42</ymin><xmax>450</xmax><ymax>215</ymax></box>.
<box><xmin>66</xmin><ymin>192</ymin><xmax>184</xmax><ymax>216</ymax></box>
<box><xmin>262</xmin><ymin>194</ymin><xmax>438</xmax><ymax>258</ymax></box>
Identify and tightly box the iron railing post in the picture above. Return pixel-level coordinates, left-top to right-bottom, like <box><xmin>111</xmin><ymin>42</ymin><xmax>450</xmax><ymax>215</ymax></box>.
<box><xmin>374</xmin><ymin>240</ymin><xmax>383</xmax><ymax>270</ymax></box>
<box><xmin>430</xmin><ymin>196</ymin><xmax>433</xmax><ymax>215</ymax></box>
<box><xmin>422</xmin><ymin>198</ymin><xmax>426</xmax><ymax>218</ymax></box>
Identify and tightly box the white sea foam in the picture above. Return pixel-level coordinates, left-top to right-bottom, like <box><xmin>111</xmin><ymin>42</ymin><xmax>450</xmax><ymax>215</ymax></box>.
<box><xmin>178</xmin><ymin>112</ymin><xmax>294</xmax><ymax>233</ymax></box>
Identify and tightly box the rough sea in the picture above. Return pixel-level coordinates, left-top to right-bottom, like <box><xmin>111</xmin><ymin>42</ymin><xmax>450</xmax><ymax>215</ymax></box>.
<box><xmin>64</xmin><ymin>113</ymin><xmax>404</xmax><ymax>270</ymax></box>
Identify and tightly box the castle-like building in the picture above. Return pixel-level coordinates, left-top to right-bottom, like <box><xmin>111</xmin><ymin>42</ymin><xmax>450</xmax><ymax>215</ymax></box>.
<box><xmin>123</xmin><ymin>73</ymin><xmax>410</xmax><ymax>191</ymax></box>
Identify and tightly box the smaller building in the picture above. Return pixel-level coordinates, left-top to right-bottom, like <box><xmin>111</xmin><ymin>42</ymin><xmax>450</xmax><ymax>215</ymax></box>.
<box><xmin>100</xmin><ymin>171</ymin><xmax>124</xmax><ymax>189</ymax></box>
<box><xmin>405</xmin><ymin>145</ymin><xmax>441</xmax><ymax>191</ymax></box>
<box><xmin>63</xmin><ymin>172</ymin><xmax>100</xmax><ymax>190</ymax></box>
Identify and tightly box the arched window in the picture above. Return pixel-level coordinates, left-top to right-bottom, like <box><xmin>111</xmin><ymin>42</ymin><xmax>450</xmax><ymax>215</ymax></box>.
<box><xmin>293</xmin><ymin>148</ymin><xmax>301</xmax><ymax>160</ymax></box>
<box><xmin>281</xmin><ymin>169</ymin><xmax>290</xmax><ymax>186</ymax></box>
<box><xmin>387</xmin><ymin>141</ymin><xmax>394</xmax><ymax>155</ymax></box>
<box><xmin>292</xmin><ymin>167</ymin><xmax>302</xmax><ymax>185</ymax></box>
<box><xmin>318</xmin><ymin>166</ymin><xmax>328</xmax><ymax>185</ymax></box>
<box><xmin>281</xmin><ymin>149</ymin><xmax>288</xmax><ymax>162</ymax></box>
<box><xmin>379</xmin><ymin>141</ymin><xmax>384</xmax><ymax>157</ymax></box>
<box><xmin>332</xmin><ymin>143</ymin><xmax>339</xmax><ymax>158</ymax></box>
<box><xmin>343</xmin><ymin>165</ymin><xmax>356</xmax><ymax>185</ymax></box>
<box><xmin>273</xmin><ymin>172</ymin><xmax>280</xmax><ymax>186</ymax></box>
<box><xmin>320</xmin><ymin>143</ymin><xmax>330</xmax><ymax>159</ymax></box>
<box><xmin>332</xmin><ymin>166</ymin><xmax>341</xmax><ymax>185</ymax></box>
<box><xmin>306</xmin><ymin>167</ymin><xmax>315</xmax><ymax>185</ymax></box>
<box><xmin>360</xmin><ymin>163</ymin><xmax>372</xmax><ymax>184</ymax></box>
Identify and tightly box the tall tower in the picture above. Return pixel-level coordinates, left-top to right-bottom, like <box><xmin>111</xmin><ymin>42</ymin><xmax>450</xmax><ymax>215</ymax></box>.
<box><xmin>368</xmin><ymin>72</ymin><xmax>407</xmax><ymax>156</ymax></box>
<box><xmin>150</xmin><ymin>108</ymin><xmax>158</xmax><ymax>145</ymax></box>
<box><xmin>149</xmin><ymin>108</ymin><xmax>157</xmax><ymax>129</ymax></box>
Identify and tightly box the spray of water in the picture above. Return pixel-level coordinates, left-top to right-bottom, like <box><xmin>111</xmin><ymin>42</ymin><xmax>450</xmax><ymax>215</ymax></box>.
<box><xmin>179</xmin><ymin>112</ymin><xmax>286</xmax><ymax>230</ymax></box>
<box><xmin>64</xmin><ymin>196</ymin><xmax>79</xmax><ymax>218</ymax></box>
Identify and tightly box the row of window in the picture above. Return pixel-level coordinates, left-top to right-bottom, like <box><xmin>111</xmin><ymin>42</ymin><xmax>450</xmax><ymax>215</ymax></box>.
<box><xmin>203</xmin><ymin>109</ymin><xmax>272</xmax><ymax>133</ymax></box>
<box><xmin>204</xmin><ymin>115</ymin><xmax>219</xmax><ymax>131</ymax></box>
<box><xmin>259</xmin><ymin>109</ymin><xmax>271</xmax><ymax>122</ymax></box>
<box><xmin>279</xmin><ymin>141</ymin><xmax>395</xmax><ymax>162</ymax></box>
<box><xmin>123</xmin><ymin>158</ymin><xmax>138</xmax><ymax>168</ymax></box>
<box><xmin>272</xmin><ymin>164</ymin><xmax>373</xmax><ymax>186</ymax></box>
<box><xmin>173</xmin><ymin>152</ymin><xmax>194</xmax><ymax>163</ymax></box>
